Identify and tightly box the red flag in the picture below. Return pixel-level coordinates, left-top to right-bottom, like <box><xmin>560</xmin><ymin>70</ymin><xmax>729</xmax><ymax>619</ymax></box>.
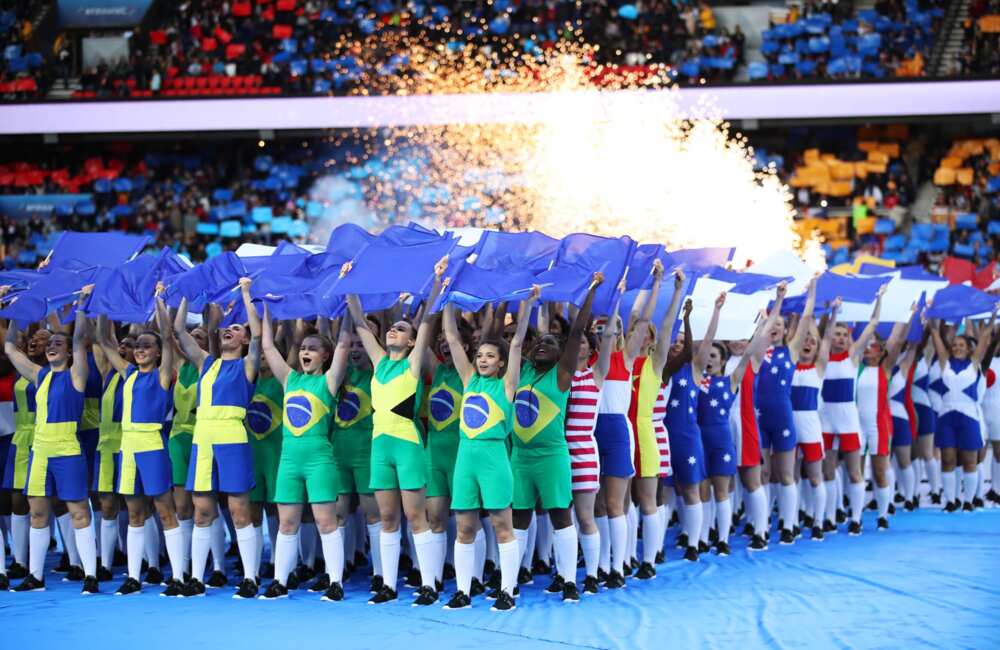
<box><xmin>941</xmin><ymin>256</ymin><xmax>975</xmax><ymax>285</ymax></box>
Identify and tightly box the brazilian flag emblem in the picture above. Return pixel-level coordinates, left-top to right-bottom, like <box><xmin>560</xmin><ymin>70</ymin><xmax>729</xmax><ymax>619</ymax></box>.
<box><xmin>429</xmin><ymin>383</ymin><xmax>462</xmax><ymax>431</ymax></box>
<box><xmin>460</xmin><ymin>392</ymin><xmax>506</xmax><ymax>439</ymax></box>
<box><xmin>336</xmin><ymin>384</ymin><xmax>372</xmax><ymax>429</ymax></box>
<box><xmin>285</xmin><ymin>390</ymin><xmax>331</xmax><ymax>438</ymax></box>
<box><xmin>513</xmin><ymin>387</ymin><xmax>560</xmax><ymax>444</ymax></box>
<box><xmin>247</xmin><ymin>393</ymin><xmax>282</xmax><ymax>440</ymax></box>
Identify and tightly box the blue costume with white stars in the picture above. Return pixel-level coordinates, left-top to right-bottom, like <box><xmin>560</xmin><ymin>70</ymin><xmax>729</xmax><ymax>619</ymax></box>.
<box><xmin>663</xmin><ymin>364</ymin><xmax>707</xmax><ymax>485</ymax></box>
<box><xmin>757</xmin><ymin>345</ymin><xmax>798</xmax><ymax>453</ymax></box>
<box><xmin>697</xmin><ymin>374</ymin><xmax>737</xmax><ymax>477</ymax></box>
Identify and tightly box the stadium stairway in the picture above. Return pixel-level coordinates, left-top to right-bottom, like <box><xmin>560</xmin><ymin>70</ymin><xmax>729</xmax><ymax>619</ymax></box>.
<box><xmin>932</xmin><ymin>0</ymin><xmax>971</xmax><ymax>75</ymax></box>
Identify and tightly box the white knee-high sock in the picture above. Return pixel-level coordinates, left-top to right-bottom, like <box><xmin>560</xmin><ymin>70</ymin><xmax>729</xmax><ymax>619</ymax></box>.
<box><xmin>812</xmin><ymin>481</ymin><xmax>827</xmax><ymax>527</ymax></box>
<box><xmin>74</xmin><ymin>524</ymin><xmax>97</xmax><ymax>577</ymax></box>
<box><xmin>608</xmin><ymin>514</ymin><xmax>627</xmax><ymax>574</ymax></box>
<box><xmin>929</xmin><ymin>457</ymin><xmax>942</xmax><ymax>495</ymax></box>
<box><xmin>29</xmin><ymin>526</ymin><xmax>48</xmax><ymax>580</ymax></box>
<box><xmin>535</xmin><ymin>513</ymin><xmax>552</xmax><ymax>566</ymax></box>
<box><xmin>498</xmin><ymin>539</ymin><xmax>519</xmax><ymax>595</ymax></box>
<box><xmin>11</xmin><ymin>513</ymin><xmax>29</xmax><ymax>566</ymax></box>
<box><xmin>657</xmin><ymin>504</ymin><xmax>668</xmax><ymax>551</ymax></box>
<box><xmin>824</xmin><ymin>480</ymin><xmax>837</xmax><ymax>523</ymax></box>
<box><xmin>57</xmin><ymin>513</ymin><xmax>80</xmax><ymax>567</ymax></box>
<box><xmin>699</xmin><ymin>501</ymin><xmax>712</xmax><ymax>544</ymax></box>
<box><xmin>626</xmin><ymin>503</ymin><xmax>638</xmax><ymax>561</ymax></box>
<box><xmin>454</xmin><ymin>540</ymin><xmax>475</xmax><ymax>594</ymax></box>
<box><xmin>144</xmin><ymin>517</ymin><xmax>161</xmax><ymax>569</ymax></box>
<box><xmin>641</xmin><ymin>512</ymin><xmax>660</xmax><ymax>563</ymax></box>
<box><xmin>299</xmin><ymin>522</ymin><xmax>317</xmax><ymax>568</ymax></box>
<box><xmin>320</xmin><ymin>529</ymin><xmax>345</xmax><ymax>585</ymax></box>
<box><xmin>715</xmin><ymin>497</ymin><xmax>732</xmax><ymax>543</ymax></box>
<box><xmin>0</xmin><ymin>523</ymin><xmax>6</xmax><ymax>576</ymax></box>
<box><xmin>962</xmin><ymin>471</ymin><xmax>979</xmax><ymax>505</ymax></box>
<box><xmin>976</xmin><ymin>465</ymin><xmax>986</xmax><ymax>499</ymax></box>
<box><xmin>901</xmin><ymin>465</ymin><xmax>916</xmax><ymax>502</ymax></box>
<box><xmin>553</xmin><ymin>525</ymin><xmax>578</xmax><ymax>584</ymax></box>
<box><xmin>747</xmin><ymin>487</ymin><xmax>768</xmax><ymax>535</ymax></box>
<box><xmin>522</xmin><ymin>514</ymin><xmax>537</xmax><ymax>569</ymax></box>
<box><xmin>580</xmin><ymin>530</ymin><xmax>600</xmax><ymax>578</ymax></box>
<box><xmin>942</xmin><ymin>470</ymin><xmax>957</xmax><ymax>504</ymax></box>
<box><xmin>209</xmin><ymin>516</ymin><xmax>226</xmax><ymax>572</ymax></box>
<box><xmin>100</xmin><ymin>518</ymin><xmax>117</xmax><ymax>570</ymax></box>
<box><xmin>875</xmin><ymin>485</ymin><xmax>891</xmax><ymax>517</ymax></box>
<box><xmin>595</xmin><ymin>515</ymin><xmax>610</xmax><ymax>574</ymax></box>
<box><xmin>380</xmin><ymin>528</ymin><xmax>401</xmax><ymax>590</ymax></box>
<box><xmin>473</xmin><ymin>527</ymin><xmax>486</xmax><ymax>581</ymax></box>
<box><xmin>366</xmin><ymin>522</ymin><xmax>382</xmax><ymax>577</ymax></box>
<box><xmin>163</xmin><ymin>526</ymin><xmax>185</xmax><ymax>581</ymax></box>
<box><xmin>412</xmin><ymin>530</ymin><xmax>436</xmax><ymax>588</ymax></box>
<box><xmin>274</xmin><ymin>532</ymin><xmax>298</xmax><ymax>586</ymax></box>
<box><xmin>191</xmin><ymin>525</ymin><xmax>212</xmax><ymax>582</ymax></box>
<box><xmin>847</xmin><ymin>482</ymin><xmax>865</xmax><ymax>523</ymax></box>
<box><xmin>235</xmin><ymin>525</ymin><xmax>258</xmax><ymax>581</ymax></box>
<box><xmin>778</xmin><ymin>483</ymin><xmax>798</xmax><ymax>531</ymax></box>
<box><xmin>992</xmin><ymin>457</ymin><xmax>1000</xmax><ymax>493</ymax></box>
<box><xmin>682</xmin><ymin>503</ymin><xmax>703</xmax><ymax>550</ymax></box>
<box><xmin>432</xmin><ymin>531</ymin><xmax>447</xmax><ymax>583</ymax></box>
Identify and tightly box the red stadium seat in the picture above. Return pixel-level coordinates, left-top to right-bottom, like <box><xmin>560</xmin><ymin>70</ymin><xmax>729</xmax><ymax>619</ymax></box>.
<box><xmin>208</xmin><ymin>76</ymin><xmax>221</xmax><ymax>88</ymax></box>
<box><xmin>272</xmin><ymin>24</ymin><xmax>293</xmax><ymax>39</ymax></box>
<box><xmin>126</xmin><ymin>78</ymin><xmax>136</xmax><ymax>89</ymax></box>
<box><xmin>276</xmin><ymin>0</ymin><xmax>295</xmax><ymax>11</ymax></box>
<box><xmin>226</xmin><ymin>44</ymin><xmax>246</xmax><ymax>60</ymax></box>
<box><xmin>257</xmin><ymin>0</ymin><xmax>273</xmax><ymax>4</ymax></box>
<box><xmin>202</xmin><ymin>37</ymin><xmax>218</xmax><ymax>52</ymax></box>
<box><xmin>249</xmin><ymin>74</ymin><xmax>262</xmax><ymax>87</ymax></box>
<box><xmin>214</xmin><ymin>26</ymin><xmax>232</xmax><ymax>43</ymax></box>
<box><xmin>232</xmin><ymin>1</ymin><xmax>252</xmax><ymax>17</ymax></box>
<box><xmin>14</xmin><ymin>78</ymin><xmax>37</xmax><ymax>93</ymax></box>
<box><xmin>183</xmin><ymin>77</ymin><xmax>195</xmax><ymax>89</ymax></box>
<box><xmin>233</xmin><ymin>75</ymin><xmax>245</xmax><ymax>87</ymax></box>
<box><xmin>220</xmin><ymin>76</ymin><xmax>233</xmax><ymax>88</ymax></box>
<box><xmin>195</xmin><ymin>77</ymin><xmax>208</xmax><ymax>88</ymax></box>
<box><xmin>149</xmin><ymin>30</ymin><xmax>168</xmax><ymax>45</ymax></box>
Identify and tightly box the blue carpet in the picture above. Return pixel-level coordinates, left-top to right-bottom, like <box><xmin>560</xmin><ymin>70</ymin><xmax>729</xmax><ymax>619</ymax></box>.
<box><xmin>3</xmin><ymin>508</ymin><xmax>998</xmax><ymax>649</ymax></box>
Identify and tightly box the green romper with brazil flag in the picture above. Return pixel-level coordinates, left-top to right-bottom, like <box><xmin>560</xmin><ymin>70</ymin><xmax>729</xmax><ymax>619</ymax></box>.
<box><xmin>246</xmin><ymin>374</ymin><xmax>283</xmax><ymax>503</ymax></box>
<box><xmin>274</xmin><ymin>371</ymin><xmax>339</xmax><ymax>503</ymax></box>
<box><xmin>169</xmin><ymin>361</ymin><xmax>198</xmax><ymax>486</ymax></box>
<box><xmin>452</xmin><ymin>374</ymin><xmax>514</xmax><ymax>511</ymax></box>
<box><xmin>333</xmin><ymin>365</ymin><xmax>374</xmax><ymax>495</ymax></box>
<box><xmin>370</xmin><ymin>356</ymin><xmax>425</xmax><ymax>491</ymax></box>
<box><xmin>512</xmin><ymin>363</ymin><xmax>572</xmax><ymax>510</ymax></box>
<box><xmin>426</xmin><ymin>364</ymin><xmax>462</xmax><ymax>498</ymax></box>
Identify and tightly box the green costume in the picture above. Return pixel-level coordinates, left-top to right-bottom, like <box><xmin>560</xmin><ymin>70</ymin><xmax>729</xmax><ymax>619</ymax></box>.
<box><xmin>246</xmin><ymin>374</ymin><xmax>283</xmax><ymax>503</ymax></box>
<box><xmin>511</xmin><ymin>363</ymin><xmax>572</xmax><ymax>510</ymax></box>
<box><xmin>369</xmin><ymin>356</ymin><xmax>426</xmax><ymax>491</ymax></box>
<box><xmin>425</xmin><ymin>364</ymin><xmax>462</xmax><ymax>498</ymax></box>
<box><xmin>168</xmin><ymin>362</ymin><xmax>198</xmax><ymax>486</ymax></box>
<box><xmin>452</xmin><ymin>373</ymin><xmax>514</xmax><ymax>511</ymax></box>
<box><xmin>333</xmin><ymin>365</ymin><xmax>374</xmax><ymax>495</ymax></box>
<box><xmin>274</xmin><ymin>371</ymin><xmax>339</xmax><ymax>503</ymax></box>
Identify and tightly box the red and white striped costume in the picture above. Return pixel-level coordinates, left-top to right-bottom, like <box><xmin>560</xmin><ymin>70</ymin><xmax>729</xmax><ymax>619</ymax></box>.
<box><xmin>566</xmin><ymin>368</ymin><xmax>601</xmax><ymax>493</ymax></box>
<box><xmin>653</xmin><ymin>384</ymin><xmax>672</xmax><ymax>477</ymax></box>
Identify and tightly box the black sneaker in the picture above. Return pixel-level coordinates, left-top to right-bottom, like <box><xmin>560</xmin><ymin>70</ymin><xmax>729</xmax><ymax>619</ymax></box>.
<box><xmin>545</xmin><ymin>574</ymin><xmax>565</xmax><ymax>593</ymax></box>
<box><xmin>802</xmin><ymin>515</ymin><xmax>815</xmax><ymax>529</ymax></box>
<box><xmin>793</xmin><ymin>525</ymin><xmax>802</xmax><ymax>540</ymax></box>
<box><xmin>654</xmin><ymin>550</ymin><xmax>664</xmax><ymax>564</ymax></box>
<box><xmin>582</xmin><ymin>575</ymin><xmax>600</xmax><ymax>595</ymax></box>
<box><xmin>894</xmin><ymin>492</ymin><xmax>905</xmax><ymax>504</ymax></box>
<box><xmin>675</xmin><ymin>532</ymin><xmax>689</xmax><ymax>549</ymax></box>
<box><xmin>259</xmin><ymin>562</ymin><xmax>275</xmax><ymax>579</ymax></box>
<box><xmin>490</xmin><ymin>589</ymin><xmax>516</xmax><ymax>611</ymax></box>
<box><xmin>962</xmin><ymin>502</ymin><xmax>974</xmax><ymax>512</ymax></box>
<box><xmin>835</xmin><ymin>509</ymin><xmax>847</xmax><ymax>524</ymax></box>
<box><xmin>81</xmin><ymin>575</ymin><xmax>99</xmax><ymax>595</ymax></box>
<box><xmin>181</xmin><ymin>578</ymin><xmax>206</xmax><ymax>597</ymax></box>
<box><xmin>368</xmin><ymin>584</ymin><xmax>398</xmax><ymax>605</ymax></box>
<box><xmin>904</xmin><ymin>499</ymin><xmax>916</xmax><ymax>512</ymax></box>
<box><xmin>13</xmin><ymin>574</ymin><xmax>45</xmax><ymax>592</ymax></box>
<box><xmin>206</xmin><ymin>570</ymin><xmax>227</xmax><ymax>588</ymax></box>
<box><xmin>866</xmin><ymin>498</ymin><xmax>877</xmax><ymax>511</ymax></box>
<box><xmin>97</xmin><ymin>564</ymin><xmax>113</xmax><ymax>582</ymax></box>
<box><xmin>321</xmin><ymin>582</ymin><xmax>344</xmax><ymax>602</ymax></box>
<box><xmin>115</xmin><ymin>577</ymin><xmax>142</xmax><ymax>596</ymax></box>
<box><xmin>54</xmin><ymin>552</ymin><xmax>70</xmax><ymax>573</ymax></box>
<box><xmin>144</xmin><ymin>567</ymin><xmax>164</xmax><ymax>585</ymax></box>
<box><xmin>635</xmin><ymin>562</ymin><xmax>656</xmax><ymax>580</ymax></box>
<box><xmin>369</xmin><ymin>574</ymin><xmax>384</xmax><ymax>594</ymax></box>
<box><xmin>848</xmin><ymin>521</ymin><xmax>862</xmax><ymax>536</ymax></box>
<box><xmin>404</xmin><ymin>567</ymin><xmax>422</xmax><ymax>588</ymax></box>
<box><xmin>697</xmin><ymin>541</ymin><xmax>710</xmax><ymax>554</ymax></box>
<box><xmin>412</xmin><ymin>585</ymin><xmax>438</xmax><ymax>606</ymax></box>
<box><xmin>532</xmin><ymin>558</ymin><xmax>550</xmax><ymax>576</ymax></box>
<box><xmin>470</xmin><ymin>577</ymin><xmax>485</xmax><ymax>597</ymax></box>
<box><xmin>233</xmin><ymin>578</ymin><xmax>258</xmax><ymax>599</ymax></box>
<box><xmin>295</xmin><ymin>564</ymin><xmax>317</xmax><ymax>584</ymax></box>
<box><xmin>779</xmin><ymin>529</ymin><xmax>795</xmax><ymax>546</ymax></box>
<box><xmin>683</xmin><ymin>546</ymin><xmax>699</xmax><ymax>562</ymax></box>
<box><xmin>876</xmin><ymin>517</ymin><xmax>889</xmax><ymax>531</ymax></box>
<box><xmin>259</xmin><ymin>580</ymin><xmax>289</xmax><ymax>600</ymax></box>
<box><xmin>443</xmin><ymin>590</ymin><xmax>471</xmax><ymax>610</ymax></box>
<box><xmin>63</xmin><ymin>565</ymin><xmax>85</xmax><ymax>582</ymax></box>
<box><xmin>708</xmin><ymin>527</ymin><xmax>719</xmax><ymax>544</ymax></box>
<box><xmin>972</xmin><ymin>497</ymin><xmax>985</xmax><ymax>509</ymax></box>
<box><xmin>741</xmin><ymin>523</ymin><xmax>754</xmax><ymax>538</ymax></box>
<box><xmin>308</xmin><ymin>573</ymin><xmax>330</xmax><ymax>592</ymax></box>
<box><xmin>605</xmin><ymin>569</ymin><xmax>626</xmax><ymax>589</ymax></box>
<box><xmin>811</xmin><ymin>526</ymin><xmax>824</xmax><ymax>542</ymax></box>
<box><xmin>596</xmin><ymin>567</ymin><xmax>608</xmax><ymax>585</ymax></box>
<box><xmin>160</xmin><ymin>579</ymin><xmax>184</xmax><ymax>597</ymax></box>
<box><xmin>930</xmin><ymin>492</ymin><xmax>942</xmax><ymax>505</ymax></box>
<box><xmin>621</xmin><ymin>560</ymin><xmax>632</xmax><ymax>577</ymax></box>
<box><xmin>986</xmin><ymin>489</ymin><xmax>1000</xmax><ymax>504</ymax></box>
<box><xmin>485</xmin><ymin>569</ymin><xmax>500</xmax><ymax>590</ymax></box>
<box><xmin>7</xmin><ymin>562</ymin><xmax>27</xmax><ymax>580</ymax></box>
<box><xmin>435</xmin><ymin>578</ymin><xmax>444</xmax><ymax>594</ymax></box>
<box><xmin>113</xmin><ymin>549</ymin><xmax>127</xmax><ymax>568</ymax></box>
<box><xmin>483</xmin><ymin>559</ymin><xmax>496</xmax><ymax>577</ymax></box>
<box><xmin>443</xmin><ymin>563</ymin><xmax>456</xmax><ymax>581</ymax></box>
<box><xmin>748</xmin><ymin>535</ymin><xmax>768</xmax><ymax>552</ymax></box>
<box><xmin>517</xmin><ymin>566</ymin><xmax>533</xmax><ymax>585</ymax></box>
<box><xmin>944</xmin><ymin>501</ymin><xmax>959</xmax><ymax>513</ymax></box>
<box><xmin>287</xmin><ymin>570</ymin><xmax>301</xmax><ymax>590</ymax></box>
<box><xmin>630</xmin><ymin>557</ymin><xmax>640</xmax><ymax>572</ymax></box>
<box><xmin>822</xmin><ymin>520</ymin><xmax>837</xmax><ymax>534</ymax></box>
<box><xmin>0</xmin><ymin>574</ymin><xmax>7</xmax><ymax>591</ymax></box>
<box><xmin>887</xmin><ymin>503</ymin><xmax>896</xmax><ymax>516</ymax></box>
<box><xmin>715</xmin><ymin>541</ymin><xmax>731</xmax><ymax>556</ymax></box>
<box><xmin>562</xmin><ymin>581</ymin><xmax>580</xmax><ymax>602</ymax></box>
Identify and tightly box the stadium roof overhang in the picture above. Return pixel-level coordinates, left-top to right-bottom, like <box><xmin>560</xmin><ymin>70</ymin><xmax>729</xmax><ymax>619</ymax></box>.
<box><xmin>2</xmin><ymin>78</ymin><xmax>999</xmax><ymax>138</ymax></box>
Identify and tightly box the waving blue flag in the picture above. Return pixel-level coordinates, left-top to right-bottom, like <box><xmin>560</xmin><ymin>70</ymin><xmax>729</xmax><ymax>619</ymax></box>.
<box><xmin>625</xmin><ymin>244</ymin><xmax>668</xmax><ymax>290</ymax></box>
<box><xmin>472</xmin><ymin>230</ymin><xmax>559</xmax><ymax>274</ymax></box>
<box><xmin>48</xmin><ymin>231</ymin><xmax>150</xmax><ymax>270</ymax></box>
<box><xmin>536</xmin><ymin>234</ymin><xmax>636</xmax><ymax>316</ymax></box>
<box><xmin>163</xmin><ymin>252</ymin><xmax>248</xmax><ymax>309</ymax></box>
<box><xmin>0</xmin><ymin>266</ymin><xmax>96</xmax><ymax>323</ymax></box>
<box><xmin>668</xmin><ymin>247</ymin><xmax>735</xmax><ymax>271</ymax></box>
<box><xmin>782</xmin><ymin>272</ymin><xmax>891</xmax><ymax>314</ymax></box>
<box><xmin>325</xmin><ymin>236</ymin><xmax>458</xmax><ymax>298</ymax></box>
<box><xmin>87</xmin><ymin>248</ymin><xmax>192</xmax><ymax>323</ymax></box>
<box><xmin>926</xmin><ymin>284</ymin><xmax>998</xmax><ymax>321</ymax></box>
<box><xmin>706</xmin><ymin>266</ymin><xmax>793</xmax><ymax>295</ymax></box>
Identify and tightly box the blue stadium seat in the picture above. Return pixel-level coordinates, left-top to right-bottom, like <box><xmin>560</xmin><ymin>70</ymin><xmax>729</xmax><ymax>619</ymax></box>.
<box><xmin>252</xmin><ymin>206</ymin><xmax>273</xmax><ymax>224</ymax></box>
<box><xmin>874</xmin><ymin>218</ymin><xmax>896</xmax><ymax>235</ymax></box>
<box><xmin>196</xmin><ymin>223</ymin><xmax>220</xmax><ymax>235</ymax></box>
<box><xmin>955</xmin><ymin>212</ymin><xmax>979</xmax><ymax>230</ymax></box>
<box><xmin>219</xmin><ymin>220</ymin><xmax>241</xmax><ymax>238</ymax></box>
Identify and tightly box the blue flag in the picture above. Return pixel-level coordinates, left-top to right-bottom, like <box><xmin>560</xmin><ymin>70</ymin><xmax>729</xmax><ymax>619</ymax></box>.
<box><xmin>48</xmin><ymin>231</ymin><xmax>150</xmax><ymax>270</ymax></box>
<box><xmin>87</xmin><ymin>248</ymin><xmax>191</xmax><ymax>323</ymax></box>
<box><xmin>472</xmin><ymin>230</ymin><xmax>559</xmax><ymax>274</ymax></box>
<box><xmin>163</xmin><ymin>252</ymin><xmax>248</xmax><ymax>310</ymax></box>
<box><xmin>926</xmin><ymin>284</ymin><xmax>998</xmax><ymax>321</ymax></box>
<box><xmin>668</xmin><ymin>247</ymin><xmax>735</xmax><ymax>271</ymax></box>
<box><xmin>536</xmin><ymin>234</ymin><xmax>636</xmax><ymax>316</ymax></box>
<box><xmin>706</xmin><ymin>266</ymin><xmax>793</xmax><ymax>295</ymax></box>
<box><xmin>783</xmin><ymin>272</ymin><xmax>891</xmax><ymax>314</ymax></box>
